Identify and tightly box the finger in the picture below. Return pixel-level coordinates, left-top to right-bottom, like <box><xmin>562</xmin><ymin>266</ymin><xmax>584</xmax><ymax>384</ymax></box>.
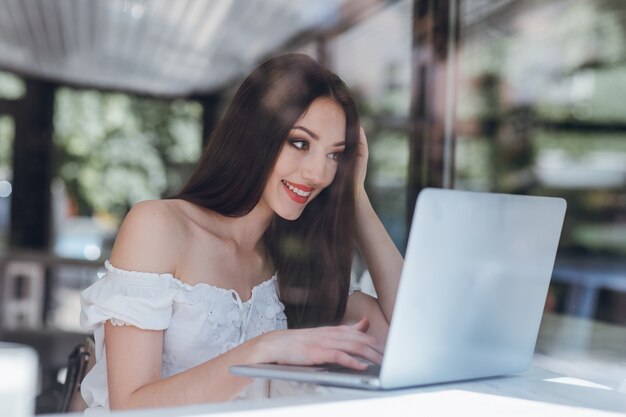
<box><xmin>319</xmin><ymin>326</ymin><xmax>383</xmax><ymax>356</ymax></box>
<box><xmin>346</xmin><ymin>326</ymin><xmax>384</xmax><ymax>356</ymax></box>
<box><xmin>347</xmin><ymin>316</ymin><xmax>369</xmax><ymax>333</ymax></box>
<box><xmin>308</xmin><ymin>322</ymin><xmax>381</xmax><ymax>353</ymax></box>
<box><xmin>317</xmin><ymin>331</ymin><xmax>374</xmax><ymax>350</ymax></box>
<box><xmin>330</xmin><ymin>340</ymin><xmax>383</xmax><ymax>365</ymax></box>
<box><xmin>358</xmin><ymin>316</ymin><xmax>370</xmax><ymax>332</ymax></box>
<box><xmin>325</xmin><ymin>350</ymin><xmax>369</xmax><ymax>370</ymax></box>
<box><xmin>343</xmin><ymin>316</ymin><xmax>367</xmax><ymax>329</ymax></box>
<box><xmin>358</xmin><ymin>127</ymin><xmax>369</xmax><ymax>150</ymax></box>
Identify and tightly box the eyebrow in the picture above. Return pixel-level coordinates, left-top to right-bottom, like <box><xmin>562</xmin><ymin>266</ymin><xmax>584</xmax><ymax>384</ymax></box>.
<box><xmin>292</xmin><ymin>126</ymin><xmax>346</xmax><ymax>147</ymax></box>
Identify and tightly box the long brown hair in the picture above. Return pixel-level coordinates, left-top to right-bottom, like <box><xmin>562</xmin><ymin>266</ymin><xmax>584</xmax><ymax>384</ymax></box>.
<box><xmin>175</xmin><ymin>54</ymin><xmax>359</xmax><ymax>328</ymax></box>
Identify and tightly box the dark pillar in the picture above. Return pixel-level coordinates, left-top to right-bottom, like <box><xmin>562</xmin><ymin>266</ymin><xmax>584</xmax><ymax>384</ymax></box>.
<box><xmin>408</xmin><ymin>0</ymin><xmax>460</xmax><ymax>225</ymax></box>
<box><xmin>196</xmin><ymin>92</ymin><xmax>223</xmax><ymax>147</ymax></box>
<box><xmin>10</xmin><ymin>78</ymin><xmax>55</xmax><ymax>250</ymax></box>
<box><xmin>316</xmin><ymin>36</ymin><xmax>331</xmax><ymax>68</ymax></box>
<box><xmin>0</xmin><ymin>100</ymin><xmax>16</xmax><ymax>115</ymax></box>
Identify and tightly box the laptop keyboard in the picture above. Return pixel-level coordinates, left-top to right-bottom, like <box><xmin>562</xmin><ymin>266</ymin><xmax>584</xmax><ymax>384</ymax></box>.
<box><xmin>318</xmin><ymin>363</ymin><xmax>381</xmax><ymax>377</ymax></box>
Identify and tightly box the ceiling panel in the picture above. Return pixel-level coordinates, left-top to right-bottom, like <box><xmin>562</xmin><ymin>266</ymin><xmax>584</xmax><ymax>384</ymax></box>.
<box><xmin>0</xmin><ymin>0</ymin><xmax>365</xmax><ymax>97</ymax></box>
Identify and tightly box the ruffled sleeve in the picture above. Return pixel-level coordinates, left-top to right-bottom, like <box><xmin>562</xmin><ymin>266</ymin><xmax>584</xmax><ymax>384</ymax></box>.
<box><xmin>80</xmin><ymin>261</ymin><xmax>182</xmax><ymax>331</ymax></box>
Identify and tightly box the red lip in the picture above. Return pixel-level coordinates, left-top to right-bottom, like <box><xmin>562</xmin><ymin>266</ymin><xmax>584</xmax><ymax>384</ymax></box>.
<box><xmin>282</xmin><ymin>180</ymin><xmax>313</xmax><ymax>204</ymax></box>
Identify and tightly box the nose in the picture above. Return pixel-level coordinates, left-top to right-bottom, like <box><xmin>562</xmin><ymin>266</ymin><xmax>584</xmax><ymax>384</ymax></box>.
<box><xmin>301</xmin><ymin>153</ymin><xmax>326</xmax><ymax>186</ymax></box>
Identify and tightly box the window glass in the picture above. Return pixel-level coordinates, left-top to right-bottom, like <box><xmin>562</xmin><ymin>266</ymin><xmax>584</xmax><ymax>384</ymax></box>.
<box><xmin>52</xmin><ymin>88</ymin><xmax>203</xmax><ymax>262</ymax></box>
<box><xmin>46</xmin><ymin>89</ymin><xmax>202</xmax><ymax>330</ymax></box>
<box><xmin>331</xmin><ymin>0</ymin><xmax>413</xmax><ymax>254</ymax></box>
<box><xmin>0</xmin><ymin>115</ymin><xmax>14</xmax><ymax>253</ymax></box>
<box><xmin>0</xmin><ymin>71</ymin><xmax>20</xmax><ymax>253</ymax></box>
<box><xmin>457</xmin><ymin>0</ymin><xmax>626</xmax><ymax>387</ymax></box>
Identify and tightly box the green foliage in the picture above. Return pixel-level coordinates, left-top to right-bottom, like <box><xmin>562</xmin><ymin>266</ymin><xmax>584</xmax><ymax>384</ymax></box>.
<box><xmin>369</xmin><ymin>131</ymin><xmax>409</xmax><ymax>187</ymax></box>
<box><xmin>54</xmin><ymin>88</ymin><xmax>202</xmax><ymax>218</ymax></box>
<box><xmin>533</xmin><ymin>131</ymin><xmax>626</xmax><ymax>156</ymax></box>
<box><xmin>0</xmin><ymin>71</ymin><xmax>25</xmax><ymax>100</ymax></box>
<box><xmin>0</xmin><ymin>116</ymin><xmax>14</xmax><ymax>175</ymax></box>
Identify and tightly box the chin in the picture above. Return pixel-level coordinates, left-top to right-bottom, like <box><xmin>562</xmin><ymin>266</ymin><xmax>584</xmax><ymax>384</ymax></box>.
<box><xmin>275</xmin><ymin>209</ymin><xmax>304</xmax><ymax>221</ymax></box>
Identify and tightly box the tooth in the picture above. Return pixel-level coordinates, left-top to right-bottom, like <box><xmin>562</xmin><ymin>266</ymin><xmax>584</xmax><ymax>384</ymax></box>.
<box><xmin>283</xmin><ymin>181</ymin><xmax>311</xmax><ymax>197</ymax></box>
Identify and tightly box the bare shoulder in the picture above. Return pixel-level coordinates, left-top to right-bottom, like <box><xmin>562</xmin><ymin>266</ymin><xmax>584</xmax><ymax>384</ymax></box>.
<box><xmin>109</xmin><ymin>200</ymin><xmax>189</xmax><ymax>274</ymax></box>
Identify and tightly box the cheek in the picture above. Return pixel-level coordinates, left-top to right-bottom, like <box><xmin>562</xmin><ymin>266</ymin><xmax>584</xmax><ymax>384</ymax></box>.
<box><xmin>324</xmin><ymin>163</ymin><xmax>339</xmax><ymax>186</ymax></box>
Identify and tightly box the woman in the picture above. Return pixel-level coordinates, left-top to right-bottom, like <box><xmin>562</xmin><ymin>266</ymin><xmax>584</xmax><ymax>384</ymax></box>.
<box><xmin>80</xmin><ymin>54</ymin><xmax>403</xmax><ymax>411</ymax></box>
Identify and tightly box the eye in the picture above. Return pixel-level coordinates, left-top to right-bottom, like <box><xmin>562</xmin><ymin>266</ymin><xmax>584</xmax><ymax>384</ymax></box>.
<box><xmin>327</xmin><ymin>151</ymin><xmax>343</xmax><ymax>161</ymax></box>
<box><xmin>289</xmin><ymin>139</ymin><xmax>309</xmax><ymax>151</ymax></box>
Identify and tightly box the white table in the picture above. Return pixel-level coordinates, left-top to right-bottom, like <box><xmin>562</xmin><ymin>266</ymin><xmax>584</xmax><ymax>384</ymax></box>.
<box><xmin>52</xmin><ymin>313</ymin><xmax>626</xmax><ymax>417</ymax></box>
<box><xmin>55</xmin><ymin>366</ymin><xmax>625</xmax><ymax>417</ymax></box>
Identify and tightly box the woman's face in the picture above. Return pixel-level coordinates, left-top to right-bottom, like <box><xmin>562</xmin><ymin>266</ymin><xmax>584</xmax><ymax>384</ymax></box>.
<box><xmin>260</xmin><ymin>97</ymin><xmax>347</xmax><ymax>220</ymax></box>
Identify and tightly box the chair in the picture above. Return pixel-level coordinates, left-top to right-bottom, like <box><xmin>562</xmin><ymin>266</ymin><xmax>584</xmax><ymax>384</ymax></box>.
<box><xmin>58</xmin><ymin>337</ymin><xmax>96</xmax><ymax>413</ymax></box>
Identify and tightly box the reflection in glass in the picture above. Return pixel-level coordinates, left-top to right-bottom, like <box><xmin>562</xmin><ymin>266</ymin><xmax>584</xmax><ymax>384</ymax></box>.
<box><xmin>333</xmin><ymin>0</ymin><xmax>412</xmax><ymax>253</ymax></box>
<box><xmin>52</xmin><ymin>88</ymin><xmax>203</xmax><ymax>261</ymax></box>
<box><xmin>457</xmin><ymin>0</ymin><xmax>626</xmax><ymax>390</ymax></box>
<box><xmin>0</xmin><ymin>115</ymin><xmax>14</xmax><ymax>253</ymax></box>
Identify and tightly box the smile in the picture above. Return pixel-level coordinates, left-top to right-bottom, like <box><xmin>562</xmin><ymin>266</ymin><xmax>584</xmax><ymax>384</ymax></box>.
<box><xmin>282</xmin><ymin>180</ymin><xmax>313</xmax><ymax>204</ymax></box>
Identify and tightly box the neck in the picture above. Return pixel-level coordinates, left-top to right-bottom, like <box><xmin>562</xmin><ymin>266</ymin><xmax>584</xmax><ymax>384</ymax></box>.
<box><xmin>235</xmin><ymin>206</ymin><xmax>274</xmax><ymax>250</ymax></box>
<box><xmin>210</xmin><ymin>203</ymin><xmax>275</xmax><ymax>253</ymax></box>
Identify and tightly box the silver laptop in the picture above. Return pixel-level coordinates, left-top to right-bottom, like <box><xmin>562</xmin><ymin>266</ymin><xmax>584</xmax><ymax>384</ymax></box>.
<box><xmin>230</xmin><ymin>188</ymin><xmax>567</xmax><ymax>390</ymax></box>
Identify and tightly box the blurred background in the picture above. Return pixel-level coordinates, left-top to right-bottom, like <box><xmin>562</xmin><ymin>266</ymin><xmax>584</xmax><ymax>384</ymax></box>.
<box><xmin>0</xmin><ymin>0</ymin><xmax>624</xmax><ymax>413</ymax></box>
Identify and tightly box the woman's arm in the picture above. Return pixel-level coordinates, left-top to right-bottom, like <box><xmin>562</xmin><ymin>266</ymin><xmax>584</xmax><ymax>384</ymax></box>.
<box><xmin>106</xmin><ymin>317</ymin><xmax>381</xmax><ymax>409</ymax></box>
<box><xmin>344</xmin><ymin>128</ymin><xmax>404</xmax><ymax>342</ymax></box>
<box><xmin>354</xmin><ymin>191</ymin><xmax>403</xmax><ymax>323</ymax></box>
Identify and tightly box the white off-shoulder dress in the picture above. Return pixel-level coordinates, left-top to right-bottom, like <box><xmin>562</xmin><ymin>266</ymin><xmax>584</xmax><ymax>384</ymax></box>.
<box><xmin>79</xmin><ymin>260</ymin><xmax>293</xmax><ymax>412</ymax></box>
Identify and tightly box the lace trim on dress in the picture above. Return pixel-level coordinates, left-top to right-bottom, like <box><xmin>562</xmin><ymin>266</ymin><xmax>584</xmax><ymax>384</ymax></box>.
<box><xmin>86</xmin><ymin>262</ymin><xmax>284</xmax><ymax>330</ymax></box>
<box><xmin>104</xmin><ymin>260</ymin><xmax>278</xmax><ymax>304</ymax></box>
<box><xmin>110</xmin><ymin>318</ymin><xmax>132</xmax><ymax>327</ymax></box>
